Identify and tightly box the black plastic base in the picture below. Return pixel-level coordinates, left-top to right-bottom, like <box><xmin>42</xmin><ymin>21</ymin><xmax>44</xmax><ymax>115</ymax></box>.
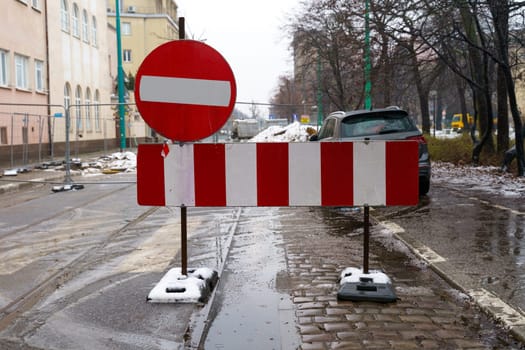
<box><xmin>337</xmin><ymin>281</ymin><xmax>397</xmax><ymax>303</ymax></box>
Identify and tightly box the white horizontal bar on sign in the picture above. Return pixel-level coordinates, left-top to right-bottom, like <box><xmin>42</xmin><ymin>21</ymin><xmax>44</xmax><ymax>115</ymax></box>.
<box><xmin>140</xmin><ymin>75</ymin><xmax>231</xmax><ymax>107</ymax></box>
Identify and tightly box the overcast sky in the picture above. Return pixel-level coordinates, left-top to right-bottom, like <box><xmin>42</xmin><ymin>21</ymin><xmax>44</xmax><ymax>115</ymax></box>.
<box><xmin>175</xmin><ymin>0</ymin><xmax>300</xmax><ymax>116</ymax></box>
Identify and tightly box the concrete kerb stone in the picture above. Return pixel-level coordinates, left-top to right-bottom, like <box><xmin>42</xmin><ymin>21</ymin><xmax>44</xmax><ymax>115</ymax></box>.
<box><xmin>382</xmin><ymin>219</ymin><xmax>525</xmax><ymax>345</ymax></box>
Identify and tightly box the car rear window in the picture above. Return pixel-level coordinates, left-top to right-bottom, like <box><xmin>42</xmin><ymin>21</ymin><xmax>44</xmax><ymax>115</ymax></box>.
<box><xmin>340</xmin><ymin>113</ymin><xmax>418</xmax><ymax>137</ymax></box>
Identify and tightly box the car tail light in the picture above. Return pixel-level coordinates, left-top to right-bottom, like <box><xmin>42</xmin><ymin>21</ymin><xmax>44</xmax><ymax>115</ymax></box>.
<box><xmin>406</xmin><ymin>135</ymin><xmax>427</xmax><ymax>144</ymax></box>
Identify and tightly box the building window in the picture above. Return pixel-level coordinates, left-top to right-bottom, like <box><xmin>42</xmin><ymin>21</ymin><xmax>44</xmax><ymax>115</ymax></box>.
<box><xmin>91</xmin><ymin>17</ymin><xmax>97</xmax><ymax>46</ymax></box>
<box><xmin>61</xmin><ymin>0</ymin><xmax>69</xmax><ymax>32</ymax></box>
<box><xmin>75</xmin><ymin>85</ymin><xmax>82</xmax><ymax>131</ymax></box>
<box><xmin>94</xmin><ymin>90</ymin><xmax>101</xmax><ymax>131</ymax></box>
<box><xmin>123</xmin><ymin>49</ymin><xmax>132</xmax><ymax>62</ymax></box>
<box><xmin>32</xmin><ymin>0</ymin><xmax>40</xmax><ymax>9</ymax></box>
<box><xmin>0</xmin><ymin>50</ymin><xmax>8</xmax><ymax>87</ymax></box>
<box><xmin>72</xmin><ymin>3</ymin><xmax>79</xmax><ymax>37</ymax></box>
<box><xmin>0</xmin><ymin>127</ymin><xmax>7</xmax><ymax>145</ymax></box>
<box><xmin>35</xmin><ymin>59</ymin><xmax>44</xmax><ymax>92</ymax></box>
<box><xmin>64</xmin><ymin>83</ymin><xmax>71</xmax><ymax>109</ymax></box>
<box><xmin>85</xmin><ymin>88</ymin><xmax>92</xmax><ymax>131</ymax></box>
<box><xmin>82</xmin><ymin>10</ymin><xmax>89</xmax><ymax>43</ymax></box>
<box><xmin>122</xmin><ymin>22</ymin><xmax>131</xmax><ymax>35</ymax></box>
<box><xmin>15</xmin><ymin>54</ymin><xmax>29</xmax><ymax>90</ymax></box>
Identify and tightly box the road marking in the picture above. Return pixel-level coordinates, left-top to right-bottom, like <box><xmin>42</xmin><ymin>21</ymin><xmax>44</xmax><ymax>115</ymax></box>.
<box><xmin>468</xmin><ymin>196</ymin><xmax>524</xmax><ymax>216</ymax></box>
<box><xmin>493</xmin><ymin>204</ymin><xmax>523</xmax><ymax>216</ymax></box>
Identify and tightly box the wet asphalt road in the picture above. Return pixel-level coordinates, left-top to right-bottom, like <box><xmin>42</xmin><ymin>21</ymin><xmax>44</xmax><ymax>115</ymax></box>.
<box><xmin>0</xmin><ymin>170</ymin><xmax>524</xmax><ymax>349</ymax></box>
<box><xmin>373</xmin><ymin>180</ymin><xmax>525</xmax><ymax>315</ymax></box>
<box><xmin>0</xmin><ymin>175</ymin><xmax>239</xmax><ymax>349</ymax></box>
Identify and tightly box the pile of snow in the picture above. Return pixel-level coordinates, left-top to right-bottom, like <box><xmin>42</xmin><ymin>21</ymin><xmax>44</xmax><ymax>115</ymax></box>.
<box><xmin>101</xmin><ymin>151</ymin><xmax>137</xmax><ymax>171</ymax></box>
<box><xmin>249</xmin><ymin>122</ymin><xmax>316</xmax><ymax>142</ymax></box>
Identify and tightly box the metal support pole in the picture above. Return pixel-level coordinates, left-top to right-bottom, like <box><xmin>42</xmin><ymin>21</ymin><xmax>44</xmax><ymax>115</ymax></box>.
<box><xmin>115</xmin><ymin>0</ymin><xmax>126</xmax><ymax>151</ymax></box>
<box><xmin>316</xmin><ymin>52</ymin><xmax>323</xmax><ymax>130</ymax></box>
<box><xmin>363</xmin><ymin>205</ymin><xmax>370</xmax><ymax>274</ymax></box>
<box><xmin>181</xmin><ymin>205</ymin><xmax>187</xmax><ymax>276</ymax></box>
<box><xmin>179</xmin><ymin>17</ymin><xmax>185</xmax><ymax>40</ymax></box>
<box><xmin>179</xmin><ymin>17</ymin><xmax>187</xmax><ymax>277</ymax></box>
<box><xmin>364</xmin><ymin>0</ymin><xmax>372</xmax><ymax>110</ymax></box>
<box><xmin>64</xmin><ymin>107</ymin><xmax>72</xmax><ymax>185</ymax></box>
<box><xmin>10</xmin><ymin>114</ymin><xmax>14</xmax><ymax>168</ymax></box>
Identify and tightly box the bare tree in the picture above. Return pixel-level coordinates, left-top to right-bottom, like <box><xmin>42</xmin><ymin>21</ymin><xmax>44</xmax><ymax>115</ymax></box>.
<box><xmin>287</xmin><ymin>0</ymin><xmax>379</xmax><ymax>111</ymax></box>
<box><xmin>269</xmin><ymin>75</ymin><xmax>302</xmax><ymax>122</ymax></box>
<box><xmin>279</xmin><ymin>0</ymin><xmax>524</xmax><ymax>175</ymax></box>
<box><xmin>488</xmin><ymin>0</ymin><xmax>525</xmax><ymax>175</ymax></box>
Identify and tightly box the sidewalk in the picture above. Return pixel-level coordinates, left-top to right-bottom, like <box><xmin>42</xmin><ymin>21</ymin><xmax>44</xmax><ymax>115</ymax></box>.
<box><xmin>276</xmin><ymin>207</ymin><xmax>524</xmax><ymax>349</ymax></box>
<box><xmin>200</xmin><ymin>205</ymin><xmax>525</xmax><ymax>349</ymax></box>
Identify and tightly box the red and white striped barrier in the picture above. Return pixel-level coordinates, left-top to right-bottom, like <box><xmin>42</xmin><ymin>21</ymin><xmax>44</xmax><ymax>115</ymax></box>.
<box><xmin>137</xmin><ymin>141</ymin><xmax>419</xmax><ymax>207</ymax></box>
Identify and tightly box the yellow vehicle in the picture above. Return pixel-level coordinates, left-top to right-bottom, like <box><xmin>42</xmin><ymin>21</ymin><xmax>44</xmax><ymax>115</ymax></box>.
<box><xmin>451</xmin><ymin>113</ymin><xmax>473</xmax><ymax>130</ymax></box>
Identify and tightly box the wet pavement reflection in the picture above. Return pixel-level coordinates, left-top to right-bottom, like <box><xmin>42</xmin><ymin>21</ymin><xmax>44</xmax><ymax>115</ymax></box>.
<box><xmin>375</xmin><ymin>184</ymin><xmax>525</xmax><ymax>315</ymax></box>
<box><xmin>203</xmin><ymin>208</ymin><xmax>299</xmax><ymax>349</ymax></box>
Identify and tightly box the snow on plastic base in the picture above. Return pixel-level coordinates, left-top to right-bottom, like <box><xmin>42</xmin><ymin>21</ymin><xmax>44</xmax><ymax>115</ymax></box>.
<box><xmin>337</xmin><ymin>267</ymin><xmax>397</xmax><ymax>303</ymax></box>
<box><xmin>147</xmin><ymin>267</ymin><xmax>218</xmax><ymax>304</ymax></box>
<box><xmin>339</xmin><ymin>267</ymin><xmax>392</xmax><ymax>285</ymax></box>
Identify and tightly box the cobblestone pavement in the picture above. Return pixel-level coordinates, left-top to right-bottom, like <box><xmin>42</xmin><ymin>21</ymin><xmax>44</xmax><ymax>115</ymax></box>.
<box><xmin>278</xmin><ymin>207</ymin><xmax>523</xmax><ymax>350</ymax></box>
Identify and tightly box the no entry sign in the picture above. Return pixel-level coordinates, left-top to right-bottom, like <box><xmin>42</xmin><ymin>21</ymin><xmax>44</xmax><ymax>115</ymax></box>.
<box><xmin>135</xmin><ymin>40</ymin><xmax>237</xmax><ymax>142</ymax></box>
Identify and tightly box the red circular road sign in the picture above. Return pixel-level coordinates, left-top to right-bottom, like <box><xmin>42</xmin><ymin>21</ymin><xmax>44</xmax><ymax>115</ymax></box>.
<box><xmin>135</xmin><ymin>40</ymin><xmax>237</xmax><ymax>142</ymax></box>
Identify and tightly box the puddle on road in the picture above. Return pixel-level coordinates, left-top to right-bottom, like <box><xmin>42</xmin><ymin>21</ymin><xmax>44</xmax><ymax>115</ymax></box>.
<box><xmin>203</xmin><ymin>208</ymin><xmax>299</xmax><ymax>350</ymax></box>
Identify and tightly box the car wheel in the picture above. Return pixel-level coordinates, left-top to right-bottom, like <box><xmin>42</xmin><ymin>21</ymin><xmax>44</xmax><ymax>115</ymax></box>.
<box><xmin>419</xmin><ymin>177</ymin><xmax>430</xmax><ymax>196</ymax></box>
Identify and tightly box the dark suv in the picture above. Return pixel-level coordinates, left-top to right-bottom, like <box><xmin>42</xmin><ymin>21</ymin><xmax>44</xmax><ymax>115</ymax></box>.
<box><xmin>310</xmin><ymin>107</ymin><xmax>431</xmax><ymax>196</ymax></box>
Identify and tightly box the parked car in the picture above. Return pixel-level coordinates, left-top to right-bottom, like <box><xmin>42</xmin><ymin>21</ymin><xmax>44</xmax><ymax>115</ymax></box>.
<box><xmin>310</xmin><ymin>107</ymin><xmax>431</xmax><ymax>196</ymax></box>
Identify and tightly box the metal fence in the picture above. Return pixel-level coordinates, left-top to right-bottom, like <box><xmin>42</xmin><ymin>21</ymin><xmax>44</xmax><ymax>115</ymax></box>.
<box><xmin>0</xmin><ymin>102</ymin><xmax>150</xmax><ymax>169</ymax></box>
<box><xmin>0</xmin><ymin>100</ymin><xmax>321</xmax><ymax>169</ymax></box>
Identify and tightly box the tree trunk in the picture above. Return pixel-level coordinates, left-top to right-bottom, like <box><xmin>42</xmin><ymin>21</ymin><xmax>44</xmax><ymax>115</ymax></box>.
<box><xmin>488</xmin><ymin>0</ymin><xmax>524</xmax><ymax>176</ymax></box>
<box><xmin>460</xmin><ymin>4</ymin><xmax>494</xmax><ymax>163</ymax></box>
<box><xmin>496</xmin><ymin>64</ymin><xmax>509</xmax><ymax>153</ymax></box>
<box><xmin>408</xmin><ymin>42</ymin><xmax>431</xmax><ymax>133</ymax></box>
<box><xmin>436</xmin><ymin>92</ymin><xmax>443</xmax><ymax>131</ymax></box>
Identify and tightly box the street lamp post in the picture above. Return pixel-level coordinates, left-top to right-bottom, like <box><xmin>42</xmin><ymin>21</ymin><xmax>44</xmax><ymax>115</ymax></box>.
<box><xmin>115</xmin><ymin>0</ymin><xmax>126</xmax><ymax>151</ymax></box>
<box><xmin>364</xmin><ymin>0</ymin><xmax>372</xmax><ymax>110</ymax></box>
